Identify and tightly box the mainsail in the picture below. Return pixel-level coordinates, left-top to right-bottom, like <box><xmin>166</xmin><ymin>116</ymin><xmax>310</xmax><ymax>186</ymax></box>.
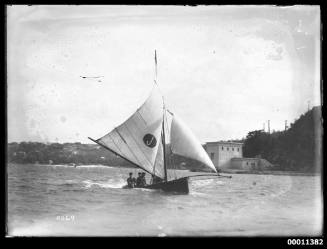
<box><xmin>95</xmin><ymin>86</ymin><xmax>164</xmax><ymax>178</ymax></box>
<box><xmin>170</xmin><ymin>114</ymin><xmax>217</xmax><ymax>173</ymax></box>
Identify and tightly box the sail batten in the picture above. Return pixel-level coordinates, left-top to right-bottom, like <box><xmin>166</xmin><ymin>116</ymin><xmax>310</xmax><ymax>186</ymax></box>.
<box><xmin>115</xmin><ymin>128</ymin><xmax>127</xmax><ymax>144</ymax></box>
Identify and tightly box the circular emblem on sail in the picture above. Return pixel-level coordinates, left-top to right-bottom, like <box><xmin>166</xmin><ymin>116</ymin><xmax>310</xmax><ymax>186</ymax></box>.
<box><xmin>143</xmin><ymin>134</ymin><xmax>157</xmax><ymax>148</ymax></box>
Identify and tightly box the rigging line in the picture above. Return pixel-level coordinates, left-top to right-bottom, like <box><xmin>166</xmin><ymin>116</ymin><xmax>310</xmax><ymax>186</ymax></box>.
<box><xmin>152</xmin><ymin>158</ymin><xmax>156</xmax><ymax>177</ymax></box>
<box><xmin>159</xmin><ymin>129</ymin><xmax>166</xmax><ymax>179</ymax></box>
<box><xmin>173</xmin><ymin>154</ymin><xmax>177</xmax><ymax>179</ymax></box>
<box><xmin>166</xmin><ymin>109</ymin><xmax>174</xmax><ymax>116</ymax></box>
<box><xmin>152</xmin><ymin>146</ymin><xmax>162</xmax><ymax>179</ymax></box>
<box><xmin>164</xmin><ymin>110</ymin><xmax>171</xmax><ymax>137</ymax></box>
<box><xmin>164</xmin><ymin>109</ymin><xmax>174</xmax><ymax>179</ymax></box>
<box><xmin>115</xmin><ymin>127</ymin><xmax>144</xmax><ymax>169</ymax></box>
<box><xmin>162</xmin><ymin>111</ymin><xmax>168</xmax><ymax>182</ymax></box>
<box><xmin>152</xmin><ymin>76</ymin><xmax>164</xmax><ymax>110</ymax></box>
<box><xmin>152</xmin><ymin>133</ymin><xmax>164</xmax><ymax>178</ymax></box>
<box><xmin>153</xmin><ymin>50</ymin><xmax>161</xmax><ymax>97</ymax></box>
<box><xmin>136</xmin><ymin>110</ymin><xmax>147</xmax><ymax>126</ymax></box>
<box><xmin>159</xmin><ymin>127</ymin><xmax>166</xmax><ymax>178</ymax></box>
<box><xmin>164</xmin><ymin>109</ymin><xmax>176</xmax><ymax>179</ymax></box>
<box><xmin>162</xmin><ymin>105</ymin><xmax>170</xmax><ymax>180</ymax></box>
<box><xmin>115</xmin><ymin>128</ymin><xmax>127</xmax><ymax>144</ymax></box>
<box><xmin>154</xmin><ymin>49</ymin><xmax>158</xmax><ymax>82</ymax></box>
<box><xmin>153</xmin><ymin>80</ymin><xmax>165</xmax><ymax>109</ymax></box>
<box><xmin>167</xmin><ymin>110</ymin><xmax>177</xmax><ymax>178</ymax></box>
<box><xmin>107</xmin><ymin>132</ymin><xmax>125</xmax><ymax>159</ymax></box>
<box><xmin>187</xmin><ymin>174</ymin><xmax>232</xmax><ymax>179</ymax></box>
<box><xmin>160</xmin><ymin>141</ymin><xmax>165</xmax><ymax>178</ymax></box>
<box><xmin>166</xmin><ymin>116</ymin><xmax>174</xmax><ymax>181</ymax></box>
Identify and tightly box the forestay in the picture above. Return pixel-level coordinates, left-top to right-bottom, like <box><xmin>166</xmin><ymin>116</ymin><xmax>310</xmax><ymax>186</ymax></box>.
<box><xmin>95</xmin><ymin>86</ymin><xmax>164</xmax><ymax>178</ymax></box>
<box><xmin>153</xmin><ymin>138</ymin><xmax>165</xmax><ymax>178</ymax></box>
<box><xmin>170</xmin><ymin>114</ymin><xmax>217</xmax><ymax>173</ymax></box>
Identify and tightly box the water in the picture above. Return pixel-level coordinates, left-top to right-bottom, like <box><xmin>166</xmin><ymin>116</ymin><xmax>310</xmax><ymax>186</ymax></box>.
<box><xmin>7</xmin><ymin>163</ymin><xmax>322</xmax><ymax>236</ymax></box>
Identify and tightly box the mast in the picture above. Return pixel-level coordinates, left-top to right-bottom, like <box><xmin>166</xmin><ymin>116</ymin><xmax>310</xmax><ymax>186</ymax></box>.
<box><xmin>155</xmin><ymin>49</ymin><xmax>168</xmax><ymax>181</ymax></box>
<box><xmin>154</xmin><ymin>49</ymin><xmax>158</xmax><ymax>82</ymax></box>
<box><xmin>154</xmin><ymin>49</ymin><xmax>168</xmax><ymax>181</ymax></box>
<box><xmin>162</xmin><ymin>110</ymin><xmax>168</xmax><ymax>182</ymax></box>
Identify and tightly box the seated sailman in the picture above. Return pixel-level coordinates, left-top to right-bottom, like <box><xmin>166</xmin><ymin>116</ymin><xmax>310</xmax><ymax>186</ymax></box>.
<box><xmin>141</xmin><ymin>172</ymin><xmax>147</xmax><ymax>187</ymax></box>
<box><xmin>126</xmin><ymin>172</ymin><xmax>136</xmax><ymax>188</ymax></box>
<box><xmin>136</xmin><ymin>172</ymin><xmax>143</xmax><ymax>187</ymax></box>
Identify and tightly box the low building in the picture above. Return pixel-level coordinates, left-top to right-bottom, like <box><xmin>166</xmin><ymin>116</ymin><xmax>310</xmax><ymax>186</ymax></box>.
<box><xmin>231</xmin><ymin>157</ymin><xmax>274</xmax><ymax>171</ymax></box>
<box><xmin>231</xmin><ymin>158</ymin><xmax>260</xmax><ymax>170</ymax></box>
<box><xmin>204</xmin><ymin>141</ymin><xmax>243</xmax><ymax>170</ymax></box>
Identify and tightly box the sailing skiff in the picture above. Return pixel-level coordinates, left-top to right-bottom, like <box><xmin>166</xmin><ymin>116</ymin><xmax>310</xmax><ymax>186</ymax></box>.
<box><xmin>89</xmin><ymin>51</ymin><xmax>222</xmax><ymax>194</ymax></box>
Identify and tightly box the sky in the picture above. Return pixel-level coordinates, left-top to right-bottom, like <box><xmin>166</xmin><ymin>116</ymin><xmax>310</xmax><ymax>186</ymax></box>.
<box><xmin>7</xmin><ymin>5</ymin><xmax>321</xmax><ymax>144</ymax></box>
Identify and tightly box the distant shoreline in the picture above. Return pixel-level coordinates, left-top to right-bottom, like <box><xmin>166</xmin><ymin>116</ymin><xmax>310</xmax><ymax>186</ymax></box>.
<box><xmin>220</xmin><ymin>169</ymin><xmax>320</xmax><ymax>177</ymax></box>
<box><xmin>8</xmin><ymin>163</ymin><xmax>320</xmax><ymax>177</ymax></box>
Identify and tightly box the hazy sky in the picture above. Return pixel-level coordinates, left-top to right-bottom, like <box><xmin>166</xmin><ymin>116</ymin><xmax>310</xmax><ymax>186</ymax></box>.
<box><xmin>7</xmin><ymin>5</ymin><xmax>321</xmax><ymax>144</ymax></box>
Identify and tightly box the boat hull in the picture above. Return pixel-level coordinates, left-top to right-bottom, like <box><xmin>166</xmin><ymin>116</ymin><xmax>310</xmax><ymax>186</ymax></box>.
<box><xmin>144</xmin><ymin>177</ymin><xmax>189</xmax><ymax>194</ymax></box>
<box><xmin>122</xmin><ymin>177</ymin><xmax>189</xmax><ymax>194</ymax></box>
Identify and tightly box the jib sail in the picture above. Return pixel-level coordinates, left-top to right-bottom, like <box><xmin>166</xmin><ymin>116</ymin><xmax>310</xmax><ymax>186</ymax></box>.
<box><xmin>170</xmin><ymin>113</ymin><xmax>217</xmax><ymax>173</ymax></box>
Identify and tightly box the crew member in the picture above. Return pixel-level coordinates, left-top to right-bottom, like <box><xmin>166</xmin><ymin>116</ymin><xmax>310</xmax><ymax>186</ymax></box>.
<box><xmin>136</xmin><ymin>172</ymin><xmax>142</xmax><ymax>187</ymax></box>
<box><xmin>126</xmin><ymin>172</ymin><xmax>136</xmax><ymax>188</ymax></box>
<box><xmin>141</xmin><ymin>172</ymin><xmax>147</xmax><ymax>187</ymax></box>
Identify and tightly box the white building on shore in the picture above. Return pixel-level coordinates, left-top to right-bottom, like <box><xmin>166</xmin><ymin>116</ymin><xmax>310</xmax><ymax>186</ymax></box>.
<box><xmin>204</xmin><ymin>141</ymin><xmax>274</xmax><ymax>171</ymax></box>
<box><xmin>204</xmin><ymin>141</ymin><xmax>243</xmax><ymax>170</ymax></box>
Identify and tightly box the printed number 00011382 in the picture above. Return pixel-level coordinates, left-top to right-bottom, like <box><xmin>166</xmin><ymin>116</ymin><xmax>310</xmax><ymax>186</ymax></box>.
<box><xmin>287</xmin><ymin>239</ymin><xmax>323</xmax><ymax>246</ymax></box>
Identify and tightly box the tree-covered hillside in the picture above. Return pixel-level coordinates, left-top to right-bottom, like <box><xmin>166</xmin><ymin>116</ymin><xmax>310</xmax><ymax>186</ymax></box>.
<box><xmin>7</xmin><ymin>142</ymin><xmax>133</xmax><ymax>167</ymax></box>
<box><xmin>243</xmin><ymin>106</ymin><xmax>322</xmax><ymax>172</ymax></box>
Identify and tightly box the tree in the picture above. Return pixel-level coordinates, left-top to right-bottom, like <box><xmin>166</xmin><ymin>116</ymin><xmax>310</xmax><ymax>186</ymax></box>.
<box><xmin>243</xmin><ymin>106</ymin><xmax>322</xmax><ymax>172</ymax></box>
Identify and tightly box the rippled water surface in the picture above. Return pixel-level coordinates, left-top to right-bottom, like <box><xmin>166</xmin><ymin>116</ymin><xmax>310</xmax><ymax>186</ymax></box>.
<box><xmin>7</xmin><ymin>163</ymin><xmax>323</xmax><ymax>236</ymax></box>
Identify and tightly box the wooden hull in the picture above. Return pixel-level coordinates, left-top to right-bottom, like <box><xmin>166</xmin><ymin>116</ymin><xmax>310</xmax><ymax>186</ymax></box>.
<box><xmin>144</xmin><ymin>177</ymin><xmax>189</xmax><ymax>194</ymax></box>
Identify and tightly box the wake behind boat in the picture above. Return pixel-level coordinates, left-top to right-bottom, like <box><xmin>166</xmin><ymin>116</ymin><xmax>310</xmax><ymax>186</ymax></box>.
<box><xmin>89</xmin><ymin>51</ymin><xmax>228</xmax><ymax>194</ymax></box>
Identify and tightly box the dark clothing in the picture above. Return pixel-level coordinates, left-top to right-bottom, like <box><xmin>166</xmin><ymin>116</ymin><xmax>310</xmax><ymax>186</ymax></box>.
<box><xmin>152</xmin><ymin>176</ymin><xmax>162</xmax><ymax>184</ymax></box>
<box><xmin>136</xmin><ymin>176</ymin><xmax>143</xmax><ymax>187</ymax></box>
<box><xmin>136</xmin><ymin>175</ymin><xmax>146</xmax><ymax>187</ymax></box>
<box><xmin>141</xmin><ymin>175</ymin><xmax>147</xmax><ymax>187</ymax></box>
<box><xmin>127</xmin><ymin>177</ymin><xmax>136</xmax><ymax>188</ymax></box>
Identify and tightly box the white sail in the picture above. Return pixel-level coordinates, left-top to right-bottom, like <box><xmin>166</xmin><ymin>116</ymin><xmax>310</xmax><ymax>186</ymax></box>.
<box><xmin>170</xmin><ymin>114</ymin><xmax>217</xmax><ymax>173</ymax></box>
<box><xmin>153</xmin><ymin>137</ymin><xmax>165</xmax><ymax>178</ymax></box>
<box><xmin>96</xmin><ymin>86</ymin><xmax>164</xmax><ymax>177</ymax></box>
